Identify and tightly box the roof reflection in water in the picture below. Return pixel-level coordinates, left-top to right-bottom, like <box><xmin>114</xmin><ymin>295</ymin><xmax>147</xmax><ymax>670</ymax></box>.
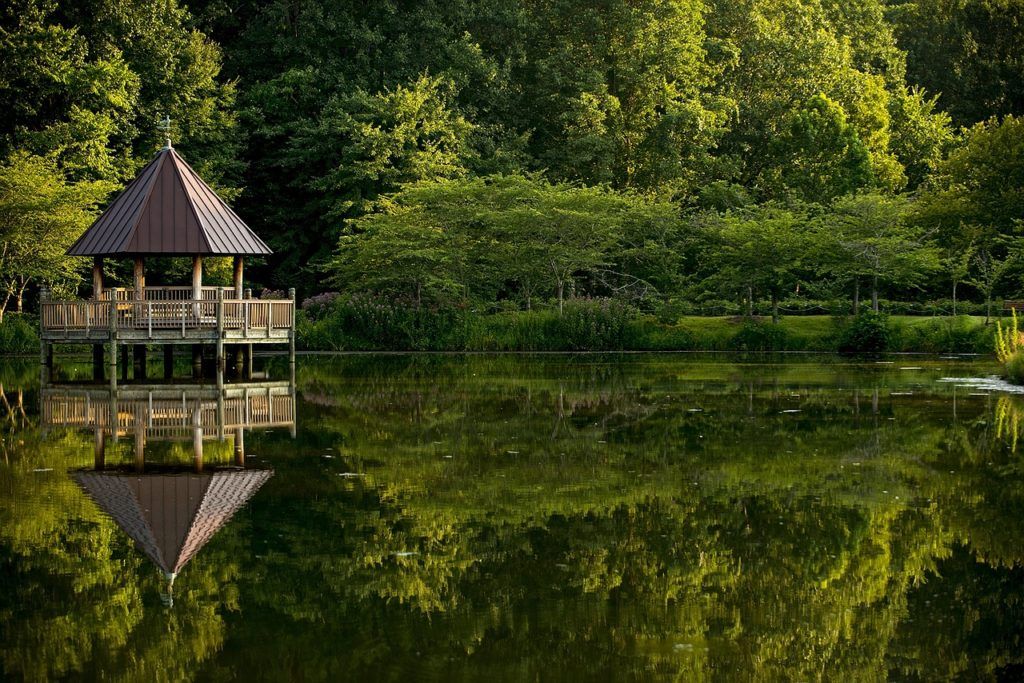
<box><xmin>42</xmin><ymin>379</ymin><xmax>294</xmax><ymax>605</ymax></box>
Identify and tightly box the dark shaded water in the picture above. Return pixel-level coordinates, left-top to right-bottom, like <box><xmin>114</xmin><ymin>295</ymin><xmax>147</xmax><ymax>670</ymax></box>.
<box><xmin>2</xmin><ymin>354</ymin><xmax>1023</xmax><ymax>681</ymax></box>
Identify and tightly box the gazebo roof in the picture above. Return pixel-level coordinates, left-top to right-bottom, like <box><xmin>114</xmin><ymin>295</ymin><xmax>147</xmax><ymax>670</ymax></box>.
<box><xmin>67</xmin><ymin>146</ymin><xmax>272</xmax><ymax>257</ymax></box>
<box><xmin>73</xmin><ymin>469</ymin><xmax>273</xmax><ymax>575</ymax></box>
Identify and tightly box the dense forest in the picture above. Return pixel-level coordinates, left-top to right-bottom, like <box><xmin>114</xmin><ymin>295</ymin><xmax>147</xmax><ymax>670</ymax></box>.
<box><xmin>1</xmin><ymin>0</ymin><xmax>1024</xmax><ymax>349</ymax></box>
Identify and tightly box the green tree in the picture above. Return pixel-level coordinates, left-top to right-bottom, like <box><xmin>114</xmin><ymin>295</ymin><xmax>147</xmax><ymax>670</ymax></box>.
<box><xmin>760</xmin><ymin>94</ymin><xmax>875</xmax><ymax>201</ymax></box>
<box><xmin>917</xmin><ymin>116</ymin><xmax>1024</xmax><ymax>244</ymax></box>
<box><xmin>0</xmin><ymin>152</ymin><xmax>110</xmax><ymax>320</ymax></box>
<box><xmin>825</xmin><ymin>193</ymin><xmax>939</xmax><ymax>312</ymax></box>
<box><xmin>331</xmin><ymin>175</ymin><xmax>671</xmax><ymax>313</ymax></box>
<box><xmin>517</xmin><ymin>0</ymin><xmax>728</xmax><ymax>191</ymax></box>
<box><xmin>891</xmin><ymin>0</ymin><xmax>1024</xmax><ymax>126</ymax></box>
<box><xmin>699</xmin><ymin>205</ymin><xmax>809</xmax><ymax>321</ymax></box>
<box><xmin>1</xmin><ymin>0</ymin><xmax>238</xmax><ymax>183</ymax></box>
<box><xmin>274</xmin><ymin>75</ymin><xmax>473</xmax><ymax>290</ymax></box>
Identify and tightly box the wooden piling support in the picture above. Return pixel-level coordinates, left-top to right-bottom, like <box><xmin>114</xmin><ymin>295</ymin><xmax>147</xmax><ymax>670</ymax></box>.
<box><xmin>133</xmin><ymin>345</ymin><xmax>147</xmax><ymax>380</ymax></box>
<box><xmin>163</xmin><ymin>345</ymin><xmax>174</xmax><ymax>379</ymax></box>
<box><xmin>92</xmin><ymin>344</ymin><xmax>105</xmax><ymax>381</ymax></box>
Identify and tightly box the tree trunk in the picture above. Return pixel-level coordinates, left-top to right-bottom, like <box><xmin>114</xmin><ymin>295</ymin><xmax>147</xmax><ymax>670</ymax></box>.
<box><xmin>557</xmin><ymin>281</ymin><xmax>564</xmax><ymax>316</ymax></box>
<box><xmin>771</xmin><ymin>291</ymin><xmax>779</xmax><ymax>324</ymax></box>
<box><xmin>0</xmin><ymin>286</ymin><xmax>12</xmax><ymax>323</ymax></box>
<box><xmin>747</xmin><ymin>285</ymin><xmax>753</xmax><ymax>317</ymax></box>
<box><xmin>952</xmin><ymin>281</ymin><xmax>958</xmax><ymax>317</ymax></box>
<box><xmin>853</xmin><ymin>279</ymin><xmax>860</xmax><ymax>315</ymax></box>
<box><xmin>986</xmin><ymin>293</ymin><xmax>992</xmax><ymax>325</ymax></box>
<box><xmin>14</xmin><ymin>276</ymin><xmax>26</xmax><ymax>313</ymax></box>
<box><xmin>871</xmin><ymin>275</ymin><xmax>879</xmax><ymax>313</ymax></box>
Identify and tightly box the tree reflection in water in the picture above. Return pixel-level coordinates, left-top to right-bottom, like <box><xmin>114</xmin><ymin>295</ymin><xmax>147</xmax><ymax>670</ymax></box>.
<box><xmin>0</xmin><ymin>355</ymin><xmax>1022</xmax><ymax>681</ymax></box>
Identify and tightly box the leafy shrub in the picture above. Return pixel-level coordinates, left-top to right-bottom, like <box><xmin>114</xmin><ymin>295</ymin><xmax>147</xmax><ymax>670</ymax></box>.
<box><xmin>837</xmin><ymin>312</ymin><xmax>892</xmax><ymax>353</ymax></box>
<box><xmin>729</xmin><ymin>319</ymin><xmax>788</xmax><ymax>352</ymax></box>
<box><xmin>556</xmin><ymin>298</ymin><xmax>634</xmax><ymax>350</ymax></box>
<box><xmin>0</xmin><ymin>315</ymin><xmax>39</xmax><ymax>354</ymax></box>
<box><xmin>898</xmin><ymin>316</ymin><xmax>993</xmax><ymax>354</ymax></box>
<box><xmin>1007</xmin><ymin>351</ymin><xmax>1024</xmax><ymax>385</ymax></box>
<box><xmin>627</xmin><ymin>317</ymin><xmax>696</xmax><ymax>350</ymax></box>
<box><xmin>995</xmin><ymin>310</ymin><xmax>1023</xmax><ymax>362</ymax></box>
<box><xmin>297</xmin><ymin>293</ymin><xmax>464</xmax><ymax>351</ymax></box>
<box><xmin>301</xmin><ymin>292</ymin><xmax>340</xmax><ymax>321</ymax></box>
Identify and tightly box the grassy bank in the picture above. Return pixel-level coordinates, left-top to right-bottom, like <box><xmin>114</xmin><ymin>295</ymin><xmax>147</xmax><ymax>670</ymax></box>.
<box><xmin>296</xmin><ymin>297</ymin><xmax>997</xmax><ymax>354</ymax></box>
<box><xmin>1</xmin><ymin>307</ymin><xmax>997</xmax><ymax>356</ymax></box>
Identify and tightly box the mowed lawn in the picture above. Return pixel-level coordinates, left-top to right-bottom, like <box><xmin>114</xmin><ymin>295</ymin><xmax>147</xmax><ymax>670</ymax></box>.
<box><xmin>670</xmin><ymin>315</ymin><xmax>995</xmax><ymax>352</ymax></box>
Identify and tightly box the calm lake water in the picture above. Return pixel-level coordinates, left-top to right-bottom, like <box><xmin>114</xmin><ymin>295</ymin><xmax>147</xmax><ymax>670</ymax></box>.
<box><xmin>2</xmin><ymin>353</ymin><xmax>1023</xmax><ymax>681</ymax></box>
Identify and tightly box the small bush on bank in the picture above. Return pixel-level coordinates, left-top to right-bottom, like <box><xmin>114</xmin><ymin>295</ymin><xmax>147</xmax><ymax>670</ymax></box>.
<box><xmin>838</xmin><ymin>312</ymin><xmax>892</xmax><ymax>353</ymax></box>
<box><xmin>0</xmin><ymin>315</ymin><xmax>39</xmax><ymax>354</ymax></box>
<box><xmin>558</xmin><ymin>298</ymin><xmax>634</xmax><ymax>350</ymax></box>
<box><xmin>729</xmin><ymin>318</ymin><xmax>788</xmax><ymax>353</ymax></box>
<box><xmin>897</xmin><ymin>316</ymin><xmax>994</xmax><ymax>354</ymax></box>
<box><xmin>467</xmin><ymin>298</ymin><xmax>637</xmax><ymax>351</ymax></box>
<box><xmin>1007</xmin><ymin>351</ymin><xmax>1024</xmax><ymax>384</ymax></box>
<box><xmin>297</xmin><ymin>293</ymin><xmax>464</xmax><ymax>351</ymax></box>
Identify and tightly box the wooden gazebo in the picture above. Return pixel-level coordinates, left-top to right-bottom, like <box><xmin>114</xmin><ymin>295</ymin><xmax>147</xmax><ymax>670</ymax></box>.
<box><xmin>40</xmin><ymin>141</ymin><xmax>294</xmax><ymax>383</ymax></box>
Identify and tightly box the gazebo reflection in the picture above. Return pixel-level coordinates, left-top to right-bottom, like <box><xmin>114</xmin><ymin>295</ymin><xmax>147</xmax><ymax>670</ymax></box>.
<box><xmin>42</xmin><ymin>379</ymin><xmax>295</xmax><ymax>469</ymax></box>
<box><xmin>44</xmin><ymin>378</ymin><xmax>294</xmax><ymax>605</ymax></box>
<box><xmin>73</xmin><ymin>467</ymin><xmax>273</xmax><ymax>606</ymax></box>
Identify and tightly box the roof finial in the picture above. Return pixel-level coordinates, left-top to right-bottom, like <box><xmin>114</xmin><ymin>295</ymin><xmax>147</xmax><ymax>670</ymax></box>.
<box><xmin>158</xmin><ymin>115</ymin><xmax>172</xmax><ymax>150</ymax></box>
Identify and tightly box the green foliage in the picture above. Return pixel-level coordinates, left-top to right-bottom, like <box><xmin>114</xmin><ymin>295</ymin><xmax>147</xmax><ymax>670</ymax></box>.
<box><xmin>0</xmin><ymin>0</ymin><xmax>237</xmax><ymax>183</ymax></box>
<box><xmin>297</xmin><ymin>293</ymin><xmax>464</xmax><ymax>351</ymax></box>
<box><xmin>892</xmin><ymin>0</ymin><xmax>1024</xmax><ymax>126</ymax></box>
<box><xmin>838</xmin><ymin>311</ymin><xmax>892</xmax><ymax>353</ymax></box>
<box><xmin>0</xmin><ymin>314</ymin><xmax>37</xmax><ymax>353</ymax></box>
<box><xmin>895</xmin><ymin>315</ymin><xmax>994</xmax><ymax>354</ymax></box>
<box><xmin>761</xmin><ymin>94</ymin><xmax>875</xmax><ymax>200</ymax></box>
<box><xmin>823</xmin><ymin>193</ymin><xmax>939</xmax><ymax>308</ymax></box>
<box><xmin>995</xmin><ymin>310</ymin><xmax>1023</xmax><ymax>363</ymax></box>
<box><xmin>917</xmin><ymin>116</ymin><xmax>1024</xmax><ymax>246</ymax></box>
<box><xmin>1005</xmin><ymin>351</ymin><xmax>1024</xmax><ymax>385</ymax></box>
<box><xmin>0</xmin><ymin>151</ymin><xmax>111</xmax><ymax>318</ymax></box>
<box><xmin>331</xmin><ymin>175</ymin><xmax>680</xmax><ymax>312</ymax></box>
<box><xmin>728</xmin><ymin>318</ymin><xmax>789</xmax><ymax>353</ymax></box>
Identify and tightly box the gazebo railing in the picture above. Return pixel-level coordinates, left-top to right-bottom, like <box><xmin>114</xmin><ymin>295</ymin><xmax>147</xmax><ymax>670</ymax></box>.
<box><xmin>42</xmin><ymin>390</ymin><xmax>295</xmax><ymax>437</ymax></box>
<box><xmin>101</xmin><ymin>286</ymin><xmax>232</xmax><ymax>302</ymax></box>
<box><xmin>41</xmin><ymin>295</ymin><xmax>294</xmax><ymax>336</ymax></box>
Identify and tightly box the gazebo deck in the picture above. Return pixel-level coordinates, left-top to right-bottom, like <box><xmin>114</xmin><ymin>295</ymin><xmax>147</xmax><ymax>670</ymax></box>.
<box><xmin>40</xmin><ymin>286</ymin><xmax>294</xmax><ymax>344</ymax></box>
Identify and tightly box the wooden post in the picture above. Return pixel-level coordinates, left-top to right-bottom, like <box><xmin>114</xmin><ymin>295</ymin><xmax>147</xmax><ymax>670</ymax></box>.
<box><xmin>93</xmin><ymin>428</ymin><xmax>105</xmax><ymax>470</ymax></box>
<box><xmin>133</xmin><ymin>258</ymin><xmax>145</xmax><ymax>300</ymax></box>
<box><xmin>132</xmin><ymin>258</ymin><xmax>146</xmax><ymax>378</ymax></box>
<box><xmin>133</xmin><ymin>345</ymin><xmax>147</xmax><ymax>380</ymax></box>
<box><xmin>192</xmin><ymin>407</ymin><xmax>204</xmax><ymax>472</ymax></box>
<box><xmin>108</xmin><ymin>296</ymin><xmax>118</xmax><ymax>391</ymax></box>
<box><xmin>233</xmin><ymin>256</ymin><xmax>244</xmax><ymax>300</ymax></box>
<box><xmin>163</xmin><ymin>345</ymin><xmax>174</xmax><ymax>379</ymax></box>
<box><xmin>134</xmin><ymin>418</ymin><xmax>145</xmax><ymax>472</ymax></box>
<box><xmin>288</xmin><ymin>287</ymin><xmax>296</xmax><ymax>366</ymax></box>
<box><xmin>191</xmin><ymin>344</ymin><xmax>203</xmax><ymax>379</ymax></box>
<box><xmin>234</xmin><ymin>427</ymin><xmax>245</xmax><ymax>466</ymax></box>
<box><xmin>216</xmin><ymin>292</ymin><xmax>224</xmax><ymax>390</ymax></box>
<box><xmin>192</xmin><ymin>255</ymin><xmax>203</xmax><ymax>305</ymax></box>
<box><xmin>92</xmin><ymin>257</ymin><xmax>104</xmax><ymax>300</ymax></box>
<box><xmin>92</xmin><ymin>344</ymin><xmax>104</xmax><ymax>381</ymax></box>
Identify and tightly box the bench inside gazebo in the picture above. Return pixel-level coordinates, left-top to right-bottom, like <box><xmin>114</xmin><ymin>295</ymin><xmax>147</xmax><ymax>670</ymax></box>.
<box><xmin>40</xmin><ymin>140</ymin><xmax>294</xmax><ymax>383</ymax></box>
